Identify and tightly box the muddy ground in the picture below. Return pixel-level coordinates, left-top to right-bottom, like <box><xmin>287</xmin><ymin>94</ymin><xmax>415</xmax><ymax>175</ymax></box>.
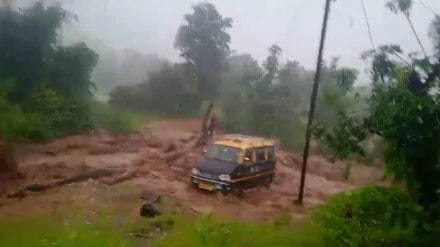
<box><xmin>0</xmin><ymin>119</ymin><xmax>383</xmax><ymax>223</ymax></box>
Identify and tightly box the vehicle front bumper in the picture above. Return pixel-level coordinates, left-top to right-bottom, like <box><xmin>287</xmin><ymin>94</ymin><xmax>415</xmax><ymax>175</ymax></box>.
<box><xmin>190</xmin><ymin>175</ymin><xmax>233</xmax><ymax>192</ymax></box>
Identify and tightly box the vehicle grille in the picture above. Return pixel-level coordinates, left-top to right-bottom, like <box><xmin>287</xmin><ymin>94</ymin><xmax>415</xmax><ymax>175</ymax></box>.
<box><xmin>199</xmin><ymin>172</ymin><xmax>218</xmax><ymax>180</ymax></box>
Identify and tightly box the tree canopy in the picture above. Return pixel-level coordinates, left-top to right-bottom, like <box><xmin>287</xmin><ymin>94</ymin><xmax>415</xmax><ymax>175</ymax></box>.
<box><xmin>0</xmin><ymin>3</ymin><xmax>132</xmax><ymax>140</ymax></box>
<box><xmin>175</xmin><ymin>2</ymin><xmax>233</xmax><ymax>100</ymax></box>
<box><xmin>314</xmin><ymin>11</ymin><xmax>440</xmax><ymax>244</ymax></box>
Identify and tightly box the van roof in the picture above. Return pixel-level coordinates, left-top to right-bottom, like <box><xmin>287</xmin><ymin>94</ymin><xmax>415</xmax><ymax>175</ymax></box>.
<box><xmin>214</xmin><ymin>134</ymin><xmax>275</xmax><ymax>149</ymax></box>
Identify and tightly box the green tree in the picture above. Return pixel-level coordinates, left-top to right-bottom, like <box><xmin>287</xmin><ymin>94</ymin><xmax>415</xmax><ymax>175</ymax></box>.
<box><xmin>109</xmin><ymin>63</ymin><xmax>198</xmax><ymax>116</ymax></box>
<box><xmin>429</xmin><ymin>15</ymin><xmax>440</xmax><ymax>56</ymax></box>
<box><xmin>0</xmin><ymin>3</ymin><xmax>70</xmax><ymax>102</ymax></box>
<box><xmin>175</xmin><ymin>2</ymin><xmax>232</xmax><ymax>100</ymax></box>
<box><xmin>220</xmin><ymin>45</ymin><xmax>358</xmax><ymax>151</ymax></box>
<box><xmin>0</xmin><ymin>3</ymin><xmax>102</xmax><ymax>140</ymax></box>
<box><xmin>386</xmin><ymin>0</ymin><xmax>427</xmax><ymax>57</ymax></box>
<box><xmin>48</xmin><ymin>43</ymin><xmax>98</xmax><ymax>100</ymax></box>
<box><xmin>314</xmin><ymin>15</ymin><xmax>440</xmax><ymax>244</ymax></box>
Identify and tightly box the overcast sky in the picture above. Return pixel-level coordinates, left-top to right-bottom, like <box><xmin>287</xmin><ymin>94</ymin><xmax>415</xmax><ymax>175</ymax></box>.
<box><xmin>59</xmin><ymin>0</ymin><xmax>440</xmax><ymax>78</ymax></box>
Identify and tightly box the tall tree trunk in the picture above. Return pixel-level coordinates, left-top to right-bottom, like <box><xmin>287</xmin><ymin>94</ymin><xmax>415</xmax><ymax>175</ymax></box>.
<box><xmin>201</xmin><ymin>101</ymin><xmax>214</xmax><ymax>134</ymax></box>
<box><xmin>296</xmin><ymin>0</ymin><xmax>332</xmax><ymax>205</ymax></box>
<box><xmin>406</xmin><ymin>14</ymin><xmax>427</xmax><ymax>58</ymax></box>
<box><xmin>0</xmin><ymin>136</ymin><xmax>17</xmax><ymax>176</ymax></box>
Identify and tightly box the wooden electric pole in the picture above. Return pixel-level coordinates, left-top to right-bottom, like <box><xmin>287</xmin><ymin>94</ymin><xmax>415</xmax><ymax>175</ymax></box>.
<box><xmin>296</xmin><ymin>0</ymin><xmax>332</xmax><ymax>204</ymax></box>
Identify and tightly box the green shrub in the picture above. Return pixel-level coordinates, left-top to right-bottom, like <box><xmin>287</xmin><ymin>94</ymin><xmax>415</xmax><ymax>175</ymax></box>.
<box><xmin>311</xmin><ymin>186</ymin><xmax>421</xmax><ymax>247</ymax></box>
<box><xmin>89</xmin><ymin>101</ymin><xmax>136</xmax><ymax>134</ymax></box>
<box><xmin>0</xmin><ymin>96</ymin><xmax>52</xmax><ymax>141</ymax></box>
<box><xmin>0</xmin><ymin>93</ymin><xmax>137</xmax><ymax>141</ymax></box>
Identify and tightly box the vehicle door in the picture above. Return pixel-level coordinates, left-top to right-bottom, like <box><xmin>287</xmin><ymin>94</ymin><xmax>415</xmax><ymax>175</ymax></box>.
<box><xmin>265</xmin><ymin>146</ymin><xmax>276</xmax><ymax>171</ymax></box>
<box><xmin>245</xmin><ymin>147</ymin><xmax>266</xmax><ymax>187</ymax></box>
<box><xmin>237</xmin><ymin>148</ymin><xmax>255</xmax><ymax>189</ymax></box>
<box><xmin>254</xmin><ymin>147</ymin><xmax>268</xmax><ymax>173</ymax></box>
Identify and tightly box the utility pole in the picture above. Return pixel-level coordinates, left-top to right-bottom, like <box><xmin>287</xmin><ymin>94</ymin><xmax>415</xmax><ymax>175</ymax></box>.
<box><xmin>296</xmin><ymin>0</ymin><xmax>332</xmax><ymax>204</ymax></box>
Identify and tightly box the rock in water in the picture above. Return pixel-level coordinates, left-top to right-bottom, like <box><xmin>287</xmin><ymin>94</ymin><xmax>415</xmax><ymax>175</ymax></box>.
<box><xmin>140</xmin><ymin>203</ymin><xmax>162</xmax><ymax>217</ymax></box>
<box><xmin>140</xmin><ymin>189</ymin><xmax>161</xmax><ymax>203</ymax></box>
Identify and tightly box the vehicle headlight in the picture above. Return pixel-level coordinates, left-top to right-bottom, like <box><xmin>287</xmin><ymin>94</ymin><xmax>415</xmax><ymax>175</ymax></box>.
<box><xmin>192</xmin><ymin>168</ymin><xmax>200</xmax><ymax>175</ymax></box>
<box><xmin>219</xmin><ymin>174</ymin><xmax>231</xmax><ymax>181</ymax></box>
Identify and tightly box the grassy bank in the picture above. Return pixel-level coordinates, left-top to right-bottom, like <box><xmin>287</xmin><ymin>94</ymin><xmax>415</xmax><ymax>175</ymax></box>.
<box><xmin>0</xmin><ymin>186</ymin><xmax>417</xmax><ymax>247</ymax></box>
<box><xmin>0</xmin><ymin>212</ymin><xmax>322</xmax><ymax>247</ymax></box>
<box><xmin>0</xmin><ymin>214</ymin><xmax>130</xmax><ymax>247</ymax></box>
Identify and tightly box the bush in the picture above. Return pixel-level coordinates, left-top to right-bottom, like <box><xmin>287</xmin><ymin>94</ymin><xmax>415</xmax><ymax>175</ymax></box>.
<box><xmin>311</xmin><ymin>186</ymin><xmax>421</xmax><ymax>247</ymax></box>
<box><xmin>0</xmin><ymin>96</ymin><xmax>52</xmax><ymax>141</ymax></box>
<box><xmin>89</xmin><ymin>101</ymin><xmax>137</xmax><ymax>134</ymax></box>
<box><xmin>0</xmin><ymin>93</ymin><xmax>136</xmax><ymax>142</ymax></box>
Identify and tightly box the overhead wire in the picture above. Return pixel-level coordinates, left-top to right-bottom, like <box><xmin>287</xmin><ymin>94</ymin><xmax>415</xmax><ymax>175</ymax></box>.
<box><xmin>360</xmin><ymin>0</ymin><xmax>376</xmax><ymax>52</ymax></box>
<box><xmin>418</xmin><ymin>0</ymin><xmax>438</xmax><ymax>15</ymax></box>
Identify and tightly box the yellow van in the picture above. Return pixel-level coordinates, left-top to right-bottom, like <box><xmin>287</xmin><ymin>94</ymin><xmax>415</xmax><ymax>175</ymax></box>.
<box><xmin>190</xmin><ymin>134</ymin><xmax>276</xmax><ymax>195</ymax></box>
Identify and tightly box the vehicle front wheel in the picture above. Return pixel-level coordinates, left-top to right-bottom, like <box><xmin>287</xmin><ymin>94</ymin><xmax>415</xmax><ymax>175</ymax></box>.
<box><xmin>232</xmin><ymin>186</ymin><xmax>245</xmax><ymax>198</ymax></box>
<box><xmin>263</xmin><ymin>175</ymin><xmax>273</xmax><ymax>188</ymax></box>
<box><xmin>189</xmin><ymin>182</ymin><xmax>199</xmax><ymax>191</ymax></box>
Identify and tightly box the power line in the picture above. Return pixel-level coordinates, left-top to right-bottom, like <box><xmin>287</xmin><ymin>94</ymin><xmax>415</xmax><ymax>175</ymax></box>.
<box><xmin>360</xmin><ymin>0</ymin><xmax>376</xmax><ymax>52</ymax></box>
<box><xmin>418</xmin><ymin>0</ymin><xmax>438</xmax><ymax>15</ymax></box>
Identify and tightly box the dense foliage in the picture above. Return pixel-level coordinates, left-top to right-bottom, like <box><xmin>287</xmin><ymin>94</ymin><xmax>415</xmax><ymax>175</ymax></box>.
<box><xmin>314</xmin><ymin>9</ymin><xmax>440</xmax><ymax>245</ymax></box>
<box><xmin>0</xmin><ymin>3</ymin><xmax>133</xmax><ymax>142</ymax></box>
<box><xmin>220</xmin><ymin>47</ymin><xmax>359</xmax><ymax>150</ymax></box>
<box><xmin>4</xmin><ymin>1</ymin><xmax>440</xmax><ymax>246</ymax></box>
<box><xmin>175</xmin><ymin>2</ymin><xmax>232</xmax><ymax>101</ymax></box>
<box><xmin>313</xmin><ymin>186</ymin><xmax>421</xmax><ymax>247</ymax></box>
<box><xmin>109</xmin><ymin>63</ymin><xmax>200</xmax><ymax>116</ymax></box>
<box><xmin>108</xmin><ymin>2</ymin><xmax>362</xmax><ymax>151</ymax></box>
<box><xmin>154</xmin><ymin>186</ymin><xmax>420</xmax><ymax>247</ymax></box>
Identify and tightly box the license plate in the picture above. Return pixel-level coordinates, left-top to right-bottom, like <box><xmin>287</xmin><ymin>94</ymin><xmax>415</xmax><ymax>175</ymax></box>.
<box><xmin>199</xmin><ymin>183</ymin><xmax>215</xmax><ymax>191</ymax></box>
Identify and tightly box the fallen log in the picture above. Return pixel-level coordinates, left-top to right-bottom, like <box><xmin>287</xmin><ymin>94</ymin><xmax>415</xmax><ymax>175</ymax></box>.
<box><xmin>55</xmin><ymin>169</ymin><xmax>117</xmax><ymax>186</ymax></box>
<box><xmin>7</xmin><ymin>168</ymin><xmax>119</xmax><ymax>199</ymax></box>
<box><xmin>162</xmin><ymin>138</ymin><xmax>199</xmax><ymax>163</ymax></box>
<box><xmin>99</xmin><ymin>169</ymin><xmax>136</xmax><ymax>186</ymax></box>
<box><xmin>163</xmin><ymin>148</ymin><xmax>190</xmax><ymax>163</ymax></box>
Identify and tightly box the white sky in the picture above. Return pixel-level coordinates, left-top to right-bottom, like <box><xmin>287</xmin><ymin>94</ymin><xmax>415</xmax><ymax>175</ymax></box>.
<box><xmin>59</xmin><ymin>0</ymin><xmax>440</xmax><ymax>79</ymax></box>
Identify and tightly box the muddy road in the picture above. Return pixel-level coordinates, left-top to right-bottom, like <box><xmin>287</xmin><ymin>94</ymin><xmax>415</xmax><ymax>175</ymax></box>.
<box><xmin>0</xmin><ymin>119</ymin><xmax>383</xmax><ymax>222</ymax></box>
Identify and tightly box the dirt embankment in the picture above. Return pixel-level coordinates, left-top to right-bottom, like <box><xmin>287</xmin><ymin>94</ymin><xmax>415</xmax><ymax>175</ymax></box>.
<box><xmin>0</xmin><ymin>119</ymin><xmax>383</xmax><ymax>222</ymax></box>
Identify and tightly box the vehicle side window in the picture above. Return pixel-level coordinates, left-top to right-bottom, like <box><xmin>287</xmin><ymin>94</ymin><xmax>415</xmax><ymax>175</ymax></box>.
<box><xmin>256</xmin><ymin>147</ymin><xmax>266</xmax><ymax>163</ymax></box>
<box><xmin>243</xmin><ymin>149</ymin><xmax>253</xmax><ymax>166</ymax></box>
<box><xmin>244</xmin><ymin>149</ymin><xmax>253</xmax><ymax>160</ymax></box>
<box><xmin>267</xmin><ymin>146</ymin><xmax>275</xmax><ymax>162</ymax></box>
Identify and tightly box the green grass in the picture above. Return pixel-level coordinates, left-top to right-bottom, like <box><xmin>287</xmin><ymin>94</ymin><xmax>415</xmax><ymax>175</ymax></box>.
<box><xmin>0</xmin><ymin>214</ymin><xmax>130</xmax><ymax>247</ymax></box>
<box><xmin>0</xmin><ymin>209</ymin><xmax>326</xmax><ymax>247</ymax></box>
<box><xmin>153</xmin><ymin>214</ymin><xmax>326</xmax><ymax>247</ymax></box>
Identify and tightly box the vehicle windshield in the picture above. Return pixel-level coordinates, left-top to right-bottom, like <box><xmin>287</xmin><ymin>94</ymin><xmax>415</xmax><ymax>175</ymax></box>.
<box><xmin>205</xmin><ymin>144</ymin><xmax>241</xmax><ymax>164</ymax></box>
